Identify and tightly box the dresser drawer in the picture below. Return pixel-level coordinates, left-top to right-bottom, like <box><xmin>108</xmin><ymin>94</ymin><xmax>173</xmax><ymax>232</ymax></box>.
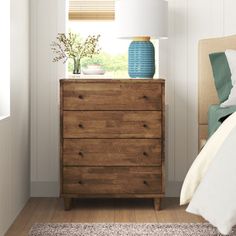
<box><xmin>62</xmin><ymin>82</ymin><xmax>162</xmax><ymax>111</ymax></box>
<box><xmin>63</xmin><ymin>111</ymin><xmax>162</xmax><ymax>138</ymax></box>
<box><xmin>63</xmin><ymin>139</ymin><xmax>162</xmax><ymax>166</ymax></box>
<box><xmin>63</xmin><ymin>167</ymin><xmax>162</xmax><ymax>194</ymax></box>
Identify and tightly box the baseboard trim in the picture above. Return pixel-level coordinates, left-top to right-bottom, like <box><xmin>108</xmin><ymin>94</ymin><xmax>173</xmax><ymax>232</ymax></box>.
<box><xmin>30</xmin><ymin>181</ymin><xmax>182</xmax><ymax>198</ymax></box>
<box><xmin>31</xmin><ymin>181</ymin><xmax>59</xmax><ymax>197</ymax></box>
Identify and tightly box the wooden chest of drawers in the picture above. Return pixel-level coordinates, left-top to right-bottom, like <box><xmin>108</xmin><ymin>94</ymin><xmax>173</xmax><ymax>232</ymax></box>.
<box><xmin>60</xmin><ymin>79</ymin><xmax>165</xmax><ymax>210</ymax></box>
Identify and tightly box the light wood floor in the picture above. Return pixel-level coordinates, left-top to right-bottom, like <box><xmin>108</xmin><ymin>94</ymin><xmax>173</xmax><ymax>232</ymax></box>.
<box><xmin>6</xmin><ymin>197</ymin><xmax>204</xmax><ymax>236</ymax></box>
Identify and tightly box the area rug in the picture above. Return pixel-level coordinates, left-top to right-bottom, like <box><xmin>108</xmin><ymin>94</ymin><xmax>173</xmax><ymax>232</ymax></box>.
<box><xmin>29</xmin><ymin>223</ymin><xmax>236</xmax><ymax>236</ymax></box>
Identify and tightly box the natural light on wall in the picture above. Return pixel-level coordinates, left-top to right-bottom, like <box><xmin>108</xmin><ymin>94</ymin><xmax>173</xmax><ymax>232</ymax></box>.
<box><xmin>0</xmin><ymin>1</ymin><xmax>10</xmax><ymax>120</ymax></box>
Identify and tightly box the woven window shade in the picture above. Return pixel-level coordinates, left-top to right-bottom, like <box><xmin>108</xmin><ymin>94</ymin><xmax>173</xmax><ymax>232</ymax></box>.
<box><xmin>69</xmin><ymin>0</ymin><xmax>115</xmax><ymax>20</ymax></box>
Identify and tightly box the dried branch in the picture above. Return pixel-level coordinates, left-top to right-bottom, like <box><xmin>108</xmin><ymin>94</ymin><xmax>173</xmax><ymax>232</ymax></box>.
<box><xmin>51</xmin><ymin>33</ymin><xmax>101</xmax><ymax>64</ymax></box>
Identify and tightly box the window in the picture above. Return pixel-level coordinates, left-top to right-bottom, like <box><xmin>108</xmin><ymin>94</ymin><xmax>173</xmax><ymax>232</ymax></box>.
<box><xmin>68</xmin><ymin>20</ymin><xmax>129</xmax><ymax>78</ymax></box>
<box><xmin>69</xmin><ymin>0</ymin><xmax>114</xmax><ymax>20</ymax></box>
<box><xmin>68</xmin><ymin>0</ymin><xmax>159</xmax><ymax>78</ymax></box>
<box><xmin>0</xmin><ymin>0</ymin><xmax>10</xmax><ymax>120</ymax></box>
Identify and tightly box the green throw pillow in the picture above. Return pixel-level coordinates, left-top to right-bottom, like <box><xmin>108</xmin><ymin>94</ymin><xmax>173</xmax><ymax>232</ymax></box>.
<box><xmin>209</xmin><ymin>52</ymin><xmax>232</xmax><ymax>103</ymax></box>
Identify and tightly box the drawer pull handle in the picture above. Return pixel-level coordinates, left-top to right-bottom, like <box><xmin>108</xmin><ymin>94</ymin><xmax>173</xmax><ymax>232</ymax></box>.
<box><xmin>143</xmin><ymin>180</ymin><xmax>148</xmax><ymax>185</ymax></box>
<box><xmin>78</xmin><ymin>123</ymin><xmax>84</xmax><ymax>128</ymax></box>
<box><xmin>143</xmin><ymin>124</ymin><xmax>148</xmax><ymax>128</ymax></box>
<box><xmin>143</xmin><ymin>95</ymin><xmax>148</xmax><ymax>99</ymax></box>
<box><xmin>78</xmin><ymin>180</ymin><xmax>83</xmax><ymax>185</ymax></box>
<box><xmin>78</xmin><ymin>152</ymin><xmax>83</xmax><ymax>157</ymax></box>
<box><xmin>78</xmin><ymin>95</ymin><xmax>84</xmax><ymax>99</ymax></box>
<box><xmin>143</xmin><ymin>152</ymin><xmax>148</xmax><ymax>156</ymax></box>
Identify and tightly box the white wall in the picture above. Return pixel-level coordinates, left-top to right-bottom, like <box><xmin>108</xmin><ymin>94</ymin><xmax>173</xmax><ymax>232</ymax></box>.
<box><xmin>0</xmin><ymin>1</ymin><xmax>10</xmax><ymax>120</ymax></box>
<box><xmin>30</xmin><ymin>0</ymin><xmax>66</xmax><ymax>196</ymax></box>
<box><xmin>30</xmin><ymin>0</ymin><xmax>236</xmax><ymax>197</ymax></box>
<box><xmin>0</xmin><ymin>0</ymin><xmax>30</xmax><ymax>235</ymax></box>
<box><xmin>165</xmin><ymin>0</ymin><xmax>236</xmax><ymax>196</ymax></box>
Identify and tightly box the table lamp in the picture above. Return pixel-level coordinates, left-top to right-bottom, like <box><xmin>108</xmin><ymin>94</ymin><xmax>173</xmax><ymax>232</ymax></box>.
<box><xmin>115</xmin><ymin>0</ymin><xmax>167</xmax><ymax>78</ymax></box>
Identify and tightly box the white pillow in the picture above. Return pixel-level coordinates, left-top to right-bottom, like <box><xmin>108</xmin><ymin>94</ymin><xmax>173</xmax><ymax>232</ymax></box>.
<box><xmin>220</xmin><ymin>49</ymin><xmax>236</xmax><ymax>108</ymax></box>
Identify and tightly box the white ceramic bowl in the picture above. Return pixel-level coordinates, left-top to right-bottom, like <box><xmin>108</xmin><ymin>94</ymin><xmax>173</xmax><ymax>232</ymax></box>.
<box><xmin>82</xmin><ymin>65</ymin><xmax>105</xmax><ymax>75</ymax></box>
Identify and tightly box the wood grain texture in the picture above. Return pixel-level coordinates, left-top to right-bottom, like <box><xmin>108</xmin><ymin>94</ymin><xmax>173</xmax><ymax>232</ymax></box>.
<box><xmin>63</xmin><ymin>139</ymin><xmax>162</xmax><ymax>167</ymax></box>
<box><xmin>63</xmin><ymin>111</ymin><xmax>162</xmax><ymax>139</ymax></box>
<box><xmin>60</xmin><ymin>79</ymin><xmax>165</xmax><ymax>83</ymax></box>
<box><xmin>63</xmin><ymin>167</ymin><xmax>162</xmax><ymax>194</ymax></box>
<box><xmin>63</xmin><ymin>82</ymin><xmax>162</xmax><ymax>111</ymax></box>
<box><xmin>161</xmin><ymin>83</ymin><xmax>165</xmax><ymax>194</ymax></box>
<box><xmin>5</xmin><ymin>198</ymin><xmax>205</xmax><ymax>236</ymax></box>
<box><xmin>64</xmin><ymin>198</ymin><xmax>72</xmax><ymax>211</ymax></box>
<box><xmin>60</xmin><ymin>77</ymin><xmax>64</xmax><ymax>208</ymax></box>
<box><xmin>154</xmin><ymin>198</ymin><xmax>161</xmax><ymax>211</ymax></box>
<box><xmin>60</xmin><ymin>79</ymin><xmax>165</xmax><ymax>211</ymax></box>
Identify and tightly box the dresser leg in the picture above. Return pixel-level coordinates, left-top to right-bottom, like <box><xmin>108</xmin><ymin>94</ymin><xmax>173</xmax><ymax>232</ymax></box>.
<box><xmin>154</xmin><ymin>198</ymin><xmax>161</xmax><ymax>211</ymax></box>
<box><xmin>64</xmin><ymin>198</ymin><xmax>72</xmax><ymax>211</ymax></box>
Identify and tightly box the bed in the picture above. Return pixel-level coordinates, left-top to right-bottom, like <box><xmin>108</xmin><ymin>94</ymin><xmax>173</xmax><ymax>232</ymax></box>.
<box><xmin>198</xmin><ymin>34</ymin><xmax>236</xmax><ymax>149</ymax></box>
<box><xmin>181</xmin><ymin>34</ymin><xmax>236</xmax><ymax>235</ymax></box>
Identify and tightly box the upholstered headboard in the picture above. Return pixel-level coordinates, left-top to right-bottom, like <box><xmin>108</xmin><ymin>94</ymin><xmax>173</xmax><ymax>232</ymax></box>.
<box><xmin>198</xmin><ymin>34</ymin><xmax>236</xmax><ymax>150</ymax></box>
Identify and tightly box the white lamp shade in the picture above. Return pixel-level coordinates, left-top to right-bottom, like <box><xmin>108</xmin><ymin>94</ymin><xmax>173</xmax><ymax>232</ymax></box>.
<box><xmin>115</xmin><ymin>0</ymin><xmax>168</xmax><ymax>39</ymax></box>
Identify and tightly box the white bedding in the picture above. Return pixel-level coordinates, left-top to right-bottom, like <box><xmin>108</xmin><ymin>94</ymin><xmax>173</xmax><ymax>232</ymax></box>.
<box><xmin>180</xmin><ymin>112</ymin><xmax>236</xmax><ymax>235</ymax></box>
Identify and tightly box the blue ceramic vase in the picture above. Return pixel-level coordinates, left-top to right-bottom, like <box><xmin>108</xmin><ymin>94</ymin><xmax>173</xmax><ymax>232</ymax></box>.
<box><xmin>128</xmin><ymin>40</ymin><xmax>155</xmax><ymax>78</ymax></box>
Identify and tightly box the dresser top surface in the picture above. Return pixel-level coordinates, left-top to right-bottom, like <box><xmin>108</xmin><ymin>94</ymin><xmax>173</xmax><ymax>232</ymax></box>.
<box><xmin>60</xmin><ymin>78</ymin><xmax>165</xmax><ymax>83</ymax></box>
